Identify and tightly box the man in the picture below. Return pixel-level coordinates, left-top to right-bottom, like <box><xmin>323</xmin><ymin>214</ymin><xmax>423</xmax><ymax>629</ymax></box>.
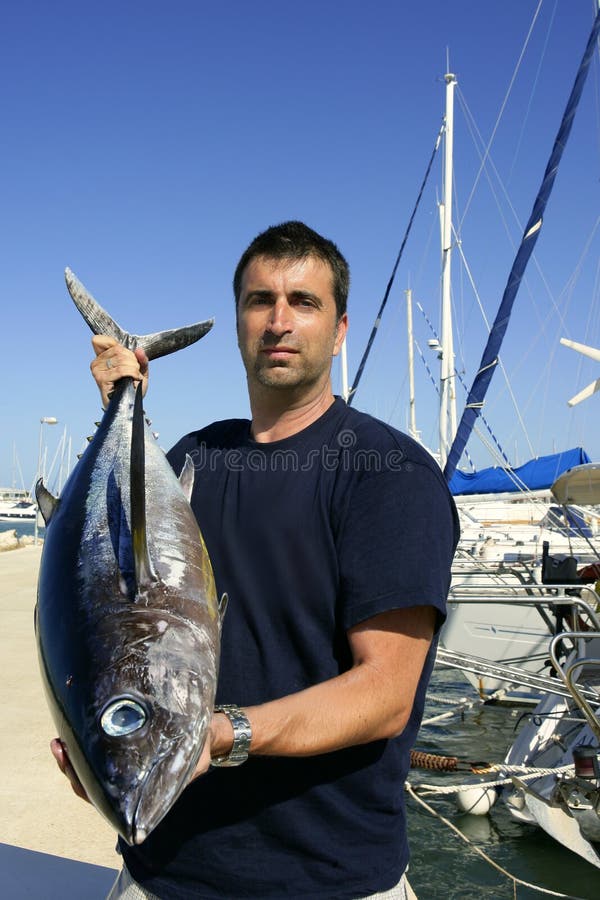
<box><xmin>53</xmin><ymin>221</ymin><xmax>459</xmax><ymax>899</ymax></box>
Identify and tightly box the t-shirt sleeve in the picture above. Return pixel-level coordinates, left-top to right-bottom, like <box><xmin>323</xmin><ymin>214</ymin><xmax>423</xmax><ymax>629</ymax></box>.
<box><xmin>337</xmin><ymin>460</ymin><xmax>458</xmax><ymax>632</ymax></box>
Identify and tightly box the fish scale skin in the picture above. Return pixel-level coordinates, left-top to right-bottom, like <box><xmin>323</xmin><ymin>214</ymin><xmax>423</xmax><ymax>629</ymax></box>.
<box><xmin>36</xmin><ymin>379</ymin><xmax>220</xmax><ymax>844</ymax></box>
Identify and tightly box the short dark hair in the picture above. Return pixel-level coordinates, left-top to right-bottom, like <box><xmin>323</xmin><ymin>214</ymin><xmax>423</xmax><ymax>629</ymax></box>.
<box><xmin>233</xmin><ymin>221</ymin><xmax>349</xmax><ymax>319</ymax></box>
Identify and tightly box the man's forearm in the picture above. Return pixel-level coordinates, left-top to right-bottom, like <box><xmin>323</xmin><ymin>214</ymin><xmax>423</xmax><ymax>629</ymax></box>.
<box><xmin>246</xmin><ymin>662</ymin><xmax>414</xmax><ymax>757</ymax></box>
<box><xmin>212</xmin><ymin>606</ymin><xmax>436</xmax><ymax>760</ymax></box>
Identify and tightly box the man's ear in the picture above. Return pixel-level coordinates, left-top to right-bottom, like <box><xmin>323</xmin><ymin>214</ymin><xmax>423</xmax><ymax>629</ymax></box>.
<box><xmin>333</xmin><ymin>313</ymin><xmax>348</xmax><ymax>356</ymax></box>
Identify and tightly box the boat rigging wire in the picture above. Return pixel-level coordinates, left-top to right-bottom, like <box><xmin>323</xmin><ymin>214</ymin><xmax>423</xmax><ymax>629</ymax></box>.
<box><xmin>506</xmin><ymin>0</ymin><xmax>559</xmax><ymax>188</ymax></box>
<box><xmin>451</xmin><ymin>230</ymin><xmax>536</xmax><ymax>460</ymax></box>
<box><xmin>455</xmin><ymin>82</ymin><xmax>566</xmax><ymax>458</ymax></box>
<box><xmin>435</xmin><ymin>75</ymin><xmax>590</xmax><ymax>463</ymax></box>
<box><xmin>417</xmin><ymin>298</ymin><xmax>510</xmax><ymax>465</ymax></box>
<box><xmin>444</xmin><ymin>8</ymin><xmax>600</xmax><ymax>483</ymax></box>
<box><xmin>457</xmin><ymin>83</ymin><xmax>598</xmax><ymax>345</ymax></box>
<box><xmin>467</xmin><ymin>215</ymin><xmax>600</xmax><ymax>459</ymax></box>
<box><xmin>415</xmin><ymin>299</ymin><xmax>539</xmax><ymax>478</ymax></box>
<box><xmin>347</xmin><ymin>120</ymin><xmax>445</xmax><ymax>405</ymax></box>
<box><xmin>458</xmin><ymin>0</ymin><xmax>545</xmax><ymax>229</ymax></box>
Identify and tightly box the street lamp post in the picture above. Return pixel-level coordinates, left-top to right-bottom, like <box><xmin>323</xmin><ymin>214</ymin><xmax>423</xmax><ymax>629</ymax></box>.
<box><xmin>34</xmin><ymin>417</ymin><xmax>58</xmax><ymax>545</ymax></box>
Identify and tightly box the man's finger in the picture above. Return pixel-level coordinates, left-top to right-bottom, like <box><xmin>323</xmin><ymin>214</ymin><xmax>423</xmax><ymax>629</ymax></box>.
<box><xmin>50</xmin><ymin>739</ymin><xmax>90</xmax><ymax>802</ymax></box>
<box><xmin>50</xmin><ymin>737</ymin><xmax>68</xmax><ymax>768</ymax></box>
<box><xmin>134</xmin><ymin>347</ymin><xmax>149</xmax><ymax>377</ymax></box>
<box><xmin>92</xmin><ymin>335</ymin><xmax>120</xmax><ymax>357</ymax></box>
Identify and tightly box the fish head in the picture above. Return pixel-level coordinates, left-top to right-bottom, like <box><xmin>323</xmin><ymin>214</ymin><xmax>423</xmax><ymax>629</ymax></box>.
<box><xmin>62</xmin><ymin>606</ymin><xmax>218</xmax><ymax>845</ymax></box>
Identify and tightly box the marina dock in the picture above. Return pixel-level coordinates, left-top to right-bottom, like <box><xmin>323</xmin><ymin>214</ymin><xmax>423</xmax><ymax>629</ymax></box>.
<box><xmin>0</xmin><ymin>545</ymin><xmax>119</xmax><ymax>896</ymax></box>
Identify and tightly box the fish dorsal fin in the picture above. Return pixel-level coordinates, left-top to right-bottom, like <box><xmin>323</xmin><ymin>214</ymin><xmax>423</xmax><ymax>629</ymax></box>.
<box><xmin>178</xmin><ymin>454</ymin><xmax>195</xmax><ymax>502</ymax></box>
<box><xmin>131</xmin><ymin>383</ymin><xmax>157</xmax><ymax>590</ymax></box>
<box><xmin>65</xmin><ymin>268</ymin><xmax>214</xmax><ymax>359</ymax></box>
<box><xmin>35</xmin><ymin>479</ymin><xmax>59</xmax><ymax>525</ymax></box>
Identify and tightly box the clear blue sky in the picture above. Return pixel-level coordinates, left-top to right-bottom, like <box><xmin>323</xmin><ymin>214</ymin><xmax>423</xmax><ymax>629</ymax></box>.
<box><xmin>2</xmin><ymin>0</ymin><xmax>599</xmax><ymax>490</ymax></box>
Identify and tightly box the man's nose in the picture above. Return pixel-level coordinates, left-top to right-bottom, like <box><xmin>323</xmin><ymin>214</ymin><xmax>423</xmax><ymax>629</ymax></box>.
<box><xmin>266</xmin><ymin>299</ymin><xmax>293</xmax><ymax>335</ymax></box>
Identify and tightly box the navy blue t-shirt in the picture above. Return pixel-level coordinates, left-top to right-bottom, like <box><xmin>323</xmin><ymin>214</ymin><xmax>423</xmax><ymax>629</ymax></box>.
<box><xmin>121</xmin><ymin>398</ymin><xmax>459</xmax><ymax>899</ymax></box>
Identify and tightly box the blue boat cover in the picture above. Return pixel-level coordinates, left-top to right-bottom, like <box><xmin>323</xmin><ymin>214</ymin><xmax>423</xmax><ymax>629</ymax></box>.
<box><xmin>449</xmin><ymin>447</ymin><xmax>591</xmax><ymax>496</ymax></box>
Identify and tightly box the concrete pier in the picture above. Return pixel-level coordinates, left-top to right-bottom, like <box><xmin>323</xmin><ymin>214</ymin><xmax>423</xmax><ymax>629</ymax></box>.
<box><xmin>0</xmin><ymin>546</ymin><xmax>119</xmax><ymax>883</ymax></box>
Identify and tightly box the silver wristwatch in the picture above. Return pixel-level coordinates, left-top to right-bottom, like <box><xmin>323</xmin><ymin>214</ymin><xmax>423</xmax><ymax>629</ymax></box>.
<box><xmin>210</xmin><ymin>704</ymin><xmax>252</xmax><ymax>767</ymax></box>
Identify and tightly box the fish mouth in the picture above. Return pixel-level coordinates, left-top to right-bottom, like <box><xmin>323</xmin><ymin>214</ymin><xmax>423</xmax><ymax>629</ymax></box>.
<box><xmin>130</xmin><ymin>818</ymin><xmax>149</xmax><ymax>846</ymax></box>
<box><xmin>127</xmin><ymin>771</ymin><xmax>163</xmax><ymax>846</ymax></box>
<box><xmin>125</xmin><ymin>796</ymin><xmax>159</xmax><ymax>846</ymax></box>
<box><xmin>126</xmin><ymin>747</ymin><xmax>197</xmax><ymax>846</ymax></box>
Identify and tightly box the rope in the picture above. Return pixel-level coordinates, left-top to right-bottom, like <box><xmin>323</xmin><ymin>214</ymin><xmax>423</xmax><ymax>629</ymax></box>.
<box><xmin>410</xmin><ymin>750</ymin><xmax>459</xmax><ymax>771</ymax></box>
<box><xmin>421</xmin><ymin>707</ymin><xmax>482</xmax><ymax>727</ymax></box>
<box><xmin>410</xmin><ymin>763</ymin><xmax>575</xmax><ymax>796</ymax></box>
<box><xmin>405</xmin><ymin>782</ymin><xmax>587</xmax><ymax>898</ymax></box>
<box><xmin>426</xmin><ymin>694</ymin><xmax>472</xmax><ymax>706</ymax></box>
<box><xmin>420</xmin><ymin>691</ymin><xmax>500</xmax><ymax>726</ymax></box>
<box><xmin>473</xmin><ymin>762</ymin><xmax>574</xmax><ymax>776</ymax></box>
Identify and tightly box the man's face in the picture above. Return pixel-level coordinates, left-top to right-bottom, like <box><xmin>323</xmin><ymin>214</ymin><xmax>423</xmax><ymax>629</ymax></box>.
<box><xmin>236</xmin><ymin>255</ymin><xmax>347</xmax><ymax>393</ymax></box>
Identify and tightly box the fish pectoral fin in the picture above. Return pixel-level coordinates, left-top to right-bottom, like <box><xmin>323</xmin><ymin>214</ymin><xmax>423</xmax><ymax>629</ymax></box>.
<box><xmin>218</xmin><ymin>592</ymin><xmax>228</xmax><ymax>628</ymax></box>
<box><xmin>35</xmin><ymin>479</ymin><xmax>59</xmax><ymax>525</ymax></box>
<box><xmin>178</xmin><ymin>454</ymin><xmax>195</xmax><ymax>502</ymax></box>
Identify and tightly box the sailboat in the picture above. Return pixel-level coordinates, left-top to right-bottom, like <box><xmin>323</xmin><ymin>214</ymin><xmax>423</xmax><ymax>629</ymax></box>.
<box><xmin>408</xmin><ymin>7</ymin><xmax>600</xmax><ymax>866</ymax></box>
<box><xmin>343</xmin><ymin>0</ymin><xmax>600</xmax><ymax>710</ymax></box>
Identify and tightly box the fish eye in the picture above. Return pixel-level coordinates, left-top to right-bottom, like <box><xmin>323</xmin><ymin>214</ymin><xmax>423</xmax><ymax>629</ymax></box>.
<box><xmin>100</xmin><ymin>698</ymin><xmax>148</xmax><ymax>737</ymax></box>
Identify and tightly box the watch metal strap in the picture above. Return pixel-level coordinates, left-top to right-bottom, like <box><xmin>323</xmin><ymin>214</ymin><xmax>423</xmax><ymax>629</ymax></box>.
<box><xmin>210</xmin><ymin>704</ymin><xmax>252</xmax><ymax>767</ymax></box>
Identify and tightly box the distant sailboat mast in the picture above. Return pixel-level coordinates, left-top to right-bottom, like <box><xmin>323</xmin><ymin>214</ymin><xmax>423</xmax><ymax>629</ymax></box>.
<box><xmin>340</xmin><ymin>337</ymin><xmax>350</xmax><ymax>403</ymax></box>
<box><xmin>405</xmin><ymin>288</ymin><xmax>420</xmax><ymax>441</ymax></box>
<box><xmin>439</xmin><ymin>70</ymin><xmax>458</xmax><ymax>468</ymax></box>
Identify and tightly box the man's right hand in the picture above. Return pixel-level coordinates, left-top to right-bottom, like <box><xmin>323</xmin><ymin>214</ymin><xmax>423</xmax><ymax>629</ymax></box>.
<box><xmin>50</xmin><ymin>738</ymin><xmax>90</xmax><ymax>803</ymax></box>
<box><xmin>91</xmin><ymin>336</ymin><xmax>149</xmax><ymax>409</ymax></box>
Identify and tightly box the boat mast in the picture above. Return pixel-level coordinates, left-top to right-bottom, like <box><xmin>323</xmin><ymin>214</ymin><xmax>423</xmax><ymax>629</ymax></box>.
<box><xmin>439</xmin><ymin>70</ymin><xmax>458</xmax><ymax>467</ymax></box>
<box><xmin>405</xmin><ymin>288</ymin><xmax>419</xmax><ymax>440</ymax></box>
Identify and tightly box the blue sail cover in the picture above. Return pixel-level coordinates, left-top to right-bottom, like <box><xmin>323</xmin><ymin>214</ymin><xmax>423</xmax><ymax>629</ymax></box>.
<box><xmin>443</xmin><ymin>9</ymin><xmax>600</xmax><ymax>484</ymax></box>
<box><xmin>449</xmin><ymin>447</ymin><xmax>591</xmax><ymax>496</ymax></box>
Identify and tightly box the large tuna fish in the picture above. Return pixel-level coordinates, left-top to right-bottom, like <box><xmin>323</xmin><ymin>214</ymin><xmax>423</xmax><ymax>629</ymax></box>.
<box><xmin>35</xmin><ymin>270</ymin><xmax>222</xmax><ymax>845</ymax></box>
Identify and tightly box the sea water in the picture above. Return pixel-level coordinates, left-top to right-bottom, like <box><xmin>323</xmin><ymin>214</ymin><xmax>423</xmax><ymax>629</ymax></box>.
<box><xmin>408</xmin><ymin>668</ymin><xmax>600</xmax><ymax>899</ymax></box>
<box><xmin>1</xmin><ymin>521</ymin><xmax>43</xmax><ymax>542</ymax></box>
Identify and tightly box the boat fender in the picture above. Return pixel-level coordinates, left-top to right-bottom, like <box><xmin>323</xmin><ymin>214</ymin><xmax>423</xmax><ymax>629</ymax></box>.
<box><xmin>455</xmin><ymin>782</ymin><xmax>498</xmax><ymax>815</ymax></box>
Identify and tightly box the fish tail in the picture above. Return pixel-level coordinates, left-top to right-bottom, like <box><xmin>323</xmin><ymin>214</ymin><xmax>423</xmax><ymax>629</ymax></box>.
<box><xmin>65</xmin><ymin>268</ymin><xmax>213</xmax><ymax>360</ymax></box>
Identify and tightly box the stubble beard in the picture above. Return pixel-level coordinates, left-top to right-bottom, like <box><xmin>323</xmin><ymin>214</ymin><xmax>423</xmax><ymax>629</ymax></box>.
<box><xmin>252</xmin><ymin>357</ymin><xmax>319</xmax><ymax>390</ymax></box>
<box><xmin>240</xmin><ymin>326</ymin><xmax>340</xmax><ymax>393</ymax></box>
